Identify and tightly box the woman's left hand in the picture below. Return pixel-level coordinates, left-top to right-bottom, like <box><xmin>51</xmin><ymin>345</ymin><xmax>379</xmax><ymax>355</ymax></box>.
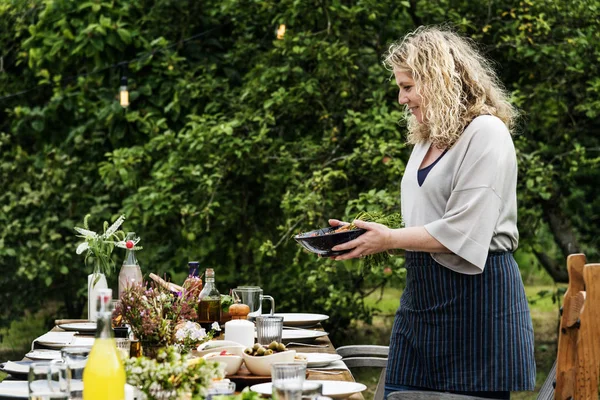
<box><xmin>331</xmin><ymin>219</ymin><xmax>394</xmax><ymax>261</ymax></box>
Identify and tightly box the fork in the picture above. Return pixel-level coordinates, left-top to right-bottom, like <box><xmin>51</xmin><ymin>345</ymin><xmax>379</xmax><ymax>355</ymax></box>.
<box><xmin>287</xmin><ymin>342</ymin><xmax>329</xmax><ymax>348</ymax></box>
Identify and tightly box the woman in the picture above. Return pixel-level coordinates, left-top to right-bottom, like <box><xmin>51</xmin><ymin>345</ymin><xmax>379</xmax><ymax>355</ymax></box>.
<box><xmin>330</xmin><ymin>26</ymin><xmax>535</xmax><ymax>399</ymax></box>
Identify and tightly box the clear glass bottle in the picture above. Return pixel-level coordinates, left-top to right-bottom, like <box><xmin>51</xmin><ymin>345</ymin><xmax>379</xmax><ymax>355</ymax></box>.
<box><xmin>183</xmin><ymin>261</ymin><xmax>203</xmax><ymax>298</ymax></box>
<box><xmin>197</xmin><ymin>268</ymin><xmax>221</xmax><ymax>330</ymax></box>
<box><xmin>118</xmin><ymin>232</ymin><xmax>143</xmax><ymax>299</ymax></box>
<box><xmin>83</xmin><ymin>288</ymin><xmax>126</xmax><ymax>400</ymax></box>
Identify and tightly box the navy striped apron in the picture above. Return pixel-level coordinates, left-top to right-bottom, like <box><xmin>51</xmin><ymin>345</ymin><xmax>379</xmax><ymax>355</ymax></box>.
<box><xmin>385</xmin><ymin>251</ymin><xmax>535</xmax><ymax>392</ymax></box>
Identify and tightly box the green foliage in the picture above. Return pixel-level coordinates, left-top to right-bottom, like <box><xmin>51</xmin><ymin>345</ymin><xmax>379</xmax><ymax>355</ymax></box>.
<box><xmin>123</xmin><ymin>346</ymin><xmax>224</xmax><ymax>399</ymax></box>
<box><xmin>0</xmin><ymin>0</ymin><xmax>599</xmax><ymax>338</ymax></box>
<box><xmin>344</xmin><ymin>210</ymin><xmax>403</xmax><ymax>270</ymax></box>
<box><xmin>0</xmin><ymin>306</ymin><xmax>57</xmax><ymax>365</ymax></box>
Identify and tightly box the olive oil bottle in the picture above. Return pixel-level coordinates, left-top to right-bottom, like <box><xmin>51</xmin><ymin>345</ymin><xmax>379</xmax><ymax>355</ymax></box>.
<box><xmin>198</xmin><ymin>268</ymin><xmax>221</xmax><ymax>330</ymax></box>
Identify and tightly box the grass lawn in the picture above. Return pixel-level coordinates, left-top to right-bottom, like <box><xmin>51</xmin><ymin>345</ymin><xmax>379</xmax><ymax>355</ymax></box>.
<box><xmin>337</xmin><ymin>284</ymin><xmax>564</xmax><ymax>400</ymax></box>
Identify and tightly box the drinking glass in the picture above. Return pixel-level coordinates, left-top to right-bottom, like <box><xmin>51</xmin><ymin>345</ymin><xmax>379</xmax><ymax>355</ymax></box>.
<box><xmin>271</xmin><ymin>362</ymin><xmax>306</xmax><ymax>400</ymax></box>
<box><xmin>301</xmin><ymin>382</ymin><xmax>323</xmax><ymax>400</ymax></box>
<box><xmin>255</xmin><ymin>315</ymin><xmax>284</xmax><ymax>345</ymax></box>
<box><xmin>28</xmin><ymin>361</ymin><xmax>69</xmax><ymax>400</ymax></box>
<box><xmin>60</xmin><ymin>347</ymin><xmax>90</xmax><ymax>400</ymax></box>
<box><xmin>206</xmin><ymin>381</ymin><xmax>236</xmax><ymax>400</ymax></box>
<box><xmin>115</xmin><ymin>338</ymin><xmax>131</xmax><ymax>360</ymax></box>
<box><xmin>232</xmin><ymin>286</ymin><xmax>275</xmax><ymax>319</ymax></box>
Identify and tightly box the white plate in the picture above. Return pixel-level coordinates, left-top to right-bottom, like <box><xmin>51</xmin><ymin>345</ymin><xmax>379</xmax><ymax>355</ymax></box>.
<box><xmin>281</xmin><ymin>329</ymin><xmax>328</xmax><ymax>343</ymax></box>
<box><xmin>58</xmin><ymin>322</ymin><xmax>97</xmax><ymax>333</ymax></box>
<box><xmin>251</xmin><ymin>380</ymin><xmax>367</xmax><ymax>399</ymax></box>
<box><xmin>274</xmin><ymin>313</ymin><xmax>329</xmax><ymax>327</ymax></box>
<box><xmin>0</xmin><ymin>381</ymin><xmax>28</xmax><ymax>398</ymax></box>
<box><xmin>25</xmin><ymin>349</ymin><xmax>62</xmax><ymax>361</ymax></box>
<box><xmin>0</xmin><ymin>361</ymin><xmax>34</xmax><ymax>378</ymax></box>
<box><xmin>298</xmin><ymin>352</ymin><xmax>342</xmax><ymax>367</ymax></box>
<box><xmin>0</xmin><ymin>382</ymin><xmax>137</xmax><ymax>399</ymax></box>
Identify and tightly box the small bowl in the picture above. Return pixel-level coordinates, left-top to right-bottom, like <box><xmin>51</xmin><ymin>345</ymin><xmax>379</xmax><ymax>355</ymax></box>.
<box><xmin>194</xmin><ymin>341</ymin><xmax>247</xmax><ymax>357</ymax></box>
<box><xmin>203</xmin><ymin>353</ymin><xmax>243</xmax><ymax>376</ymax></box>
<box><xmin>242</xmin><ymin>350</ymin><xmax>297</xmax><ymax>376</ymax></box>
<box><xmin>294</xmin><ymin>226</ymin><xmax>366</xmax><ymax>257</ymax></box>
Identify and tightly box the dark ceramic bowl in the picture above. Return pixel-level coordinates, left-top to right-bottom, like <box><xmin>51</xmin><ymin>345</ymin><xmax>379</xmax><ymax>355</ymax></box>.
<box><xmin>293</xmin><ymin>226</ymin><xmax>367</xmax><ymax>257</ymax></box>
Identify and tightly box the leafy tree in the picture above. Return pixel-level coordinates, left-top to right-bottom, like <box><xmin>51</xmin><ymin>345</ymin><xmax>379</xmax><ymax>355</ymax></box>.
<box><xmin>0</xmin><ymin>0</ymin><xmax>599</xmax><ymax>336</ymax></box>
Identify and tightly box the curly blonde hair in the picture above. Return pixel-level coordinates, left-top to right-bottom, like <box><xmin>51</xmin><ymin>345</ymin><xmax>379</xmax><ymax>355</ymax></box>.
<box><xmin>384</xmin><ymin>26</ymin><xmax>518</xmax><ymax>148</ymax></box>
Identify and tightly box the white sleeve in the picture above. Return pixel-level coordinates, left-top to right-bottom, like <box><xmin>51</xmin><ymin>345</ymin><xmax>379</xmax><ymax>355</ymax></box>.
<box><xmin>424</xmin><ymin>120</ymin><xmax>511</xmax><ymax>274</ymax></box>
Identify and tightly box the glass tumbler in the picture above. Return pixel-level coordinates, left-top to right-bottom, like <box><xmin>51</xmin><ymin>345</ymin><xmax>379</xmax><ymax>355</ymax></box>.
<box><xmin>60</xmin><ymin>347</ymin><xmax>90</xmax><ymax>400</ymax></box>
<box><xmin>206</xmin><ymin>381</ymin><xmax>236</xmax><ymax>400</ymax></box>
<box><xmin>271</xmin><ymin>362</ymin><xmax>306</xmax><ymax>400</ymax></box>
<box><xmin>115</xmin><ymin>338</ymin><xmax>131</xmax><ymax>360</ymax></box>
<box><xmin>28</xmin><ymin>361</ymin><xmax>69</xmax><ymax>400</ymax></box>
<box><xmin>255</xmin><ymin>315</ymin><xmax>284</xmax><ymax>345</ymax></box>
<box><xmin>301</xmin><ymin>382</ymin><xmax>323</xmax><ymax>400</ymax></box>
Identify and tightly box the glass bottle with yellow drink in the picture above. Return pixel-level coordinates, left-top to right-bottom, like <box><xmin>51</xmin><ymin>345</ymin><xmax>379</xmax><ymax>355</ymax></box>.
<box><xmin>83</xmin><ymin>288</ymin><xmax>126</xmax><ymax>400</ymax></box>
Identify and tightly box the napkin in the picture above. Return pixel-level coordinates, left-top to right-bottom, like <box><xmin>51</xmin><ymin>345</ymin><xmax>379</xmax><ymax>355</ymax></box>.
<box><xmin>31</xmin><ymin>331</ymin><xmax>96</xmax><ymax>350</ymax></box>
<box><xmin>0</xmin><ymin>381</ymin><xmax>28</xmax><ymax>397</ymax></box>
<box><xmin>312</xmin><ymin>360</ymin><xmax>349</xmax><ymax>371</ymax></box>
<box><xmin>32</xmin><ymin>331</ymin><xmax>78</xmax><ymax>350</ymax></box>
<box><xmin>3</xmin><ymin>361</ymin><xmax>29</xmax><ymax>374</ymax></box>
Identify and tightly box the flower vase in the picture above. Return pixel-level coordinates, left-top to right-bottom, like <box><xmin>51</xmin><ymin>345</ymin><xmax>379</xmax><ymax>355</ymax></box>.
<box><xmin>87</xmin><ymin>273</ymin><xmax>108</xmax><ymax>321</ymax></box>
<box><xmin>141</xmin><ymin>342</ymin><xmax>166</xmax><ymax>359</ymax></box>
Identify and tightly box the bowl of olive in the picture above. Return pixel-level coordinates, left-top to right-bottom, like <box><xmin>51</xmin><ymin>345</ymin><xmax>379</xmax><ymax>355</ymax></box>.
<box><xmin>242</xmin><ymin>342</ymin><xmax>296</xmax><ymax>376</ymax></box>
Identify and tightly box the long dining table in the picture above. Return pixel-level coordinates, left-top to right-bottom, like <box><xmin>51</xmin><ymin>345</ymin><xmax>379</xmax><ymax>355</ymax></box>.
<box><xmin>1</xmin><ymin>320</ymin><xmax>365</xmax><ymax>399</ymax></box>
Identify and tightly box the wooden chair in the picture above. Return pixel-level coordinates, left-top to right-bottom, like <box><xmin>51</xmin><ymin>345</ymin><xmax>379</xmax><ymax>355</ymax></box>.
<box><xmin>536</xmin><ymin>360</ymin><xmax>557</xmax><ymax>400</ymax></box>
<box><xmin>337</xmin><ymin>345</ymin><xmax>389</xmax><ymax>400</ymax></box>
<box><xmin>554</xmin><ymin>253</ymin><xmax>600</xmax><ymax>399</ymax></box>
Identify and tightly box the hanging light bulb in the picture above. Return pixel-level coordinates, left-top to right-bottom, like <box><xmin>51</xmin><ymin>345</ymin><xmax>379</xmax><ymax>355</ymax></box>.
<box><xmin>119</xmin><ymin>74</ymin><xmax>129</xmax><ymax>108</ymax></box>
<box><xmin>276</xmin><ymin>24</ymin><xmax>286</xmax><ymax>40</ymax></box>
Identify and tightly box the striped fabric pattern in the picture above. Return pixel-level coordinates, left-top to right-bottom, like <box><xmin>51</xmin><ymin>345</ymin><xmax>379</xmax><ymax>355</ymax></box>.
<box><xmin>385</xmin><ymin>251</ymin><xmax>535</xmax><ymax>392</ymax></box>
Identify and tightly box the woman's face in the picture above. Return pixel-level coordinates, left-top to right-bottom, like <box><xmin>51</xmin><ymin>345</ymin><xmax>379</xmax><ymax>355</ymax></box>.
<box><xmin>394</xmin><ymin>70</ymin><xmax>423</xmax><ymax>123</ymax></box>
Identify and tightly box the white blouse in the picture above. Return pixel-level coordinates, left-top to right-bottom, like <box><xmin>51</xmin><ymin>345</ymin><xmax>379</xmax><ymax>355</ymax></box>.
<box><xmin>401</xmin><ymin>115</ymin><xmax>519</xmax><ymax>274</ymax></box>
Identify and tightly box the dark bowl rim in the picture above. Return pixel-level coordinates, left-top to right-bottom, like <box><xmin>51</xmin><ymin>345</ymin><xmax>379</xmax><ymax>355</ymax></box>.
<box><xmin>293</xmin><ymin>226</ymin><xmax>367</xmax><ymax>240</ymax></box>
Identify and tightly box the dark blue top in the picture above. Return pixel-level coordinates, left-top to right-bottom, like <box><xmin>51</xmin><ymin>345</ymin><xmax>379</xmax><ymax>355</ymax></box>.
<box><xmin>417</xmin><ymin>150</ymin><xmax>448</xmax><ymax>186</ymax></box>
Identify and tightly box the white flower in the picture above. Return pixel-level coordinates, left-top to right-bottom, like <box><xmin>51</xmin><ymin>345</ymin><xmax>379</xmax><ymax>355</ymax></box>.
<box><xmin>74</xmin><ymin>227</ymin><xmax>98</xmax><ymax>239</ymax></box>
<box><xmin>175</xmin><ymin>330</ymin><xmax>187</xmax><ymax>341</ymax></box>
<box><xmin>103</xmin><ymin>214</ymin><xmax>126</xmax><ymax>238</ymax></box>
<box><xmin>75</xmin><ymin>242</ymin><xmax>90</xmax><ymax>255</ymax></box>
<box><xmin>211</xmin><ymin>321</ymin><xmax>221</xmax><ymax>332</ymax></box>
<box><xmin>191</xmin><ymin>328</ymin><xmax>207</xmax><ymax>340</ymax></box>
<box><xmin>185</xmin><ymin>321</ymin><xmax>195</xmax><ymax>330</ymax></box>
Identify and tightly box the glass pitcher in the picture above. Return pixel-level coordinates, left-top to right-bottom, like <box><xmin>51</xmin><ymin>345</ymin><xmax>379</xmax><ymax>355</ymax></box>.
<box><xmin>232</xmin><ymin>286</ymin><xmax>275</xmax><ymax>320</ymax></box>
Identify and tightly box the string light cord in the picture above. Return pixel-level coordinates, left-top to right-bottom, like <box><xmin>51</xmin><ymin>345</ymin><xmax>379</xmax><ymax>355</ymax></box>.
<box><xmin>0</xmin><ymin>26</ymin><xmax>219</xmax><ymax>103</ymax></box>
